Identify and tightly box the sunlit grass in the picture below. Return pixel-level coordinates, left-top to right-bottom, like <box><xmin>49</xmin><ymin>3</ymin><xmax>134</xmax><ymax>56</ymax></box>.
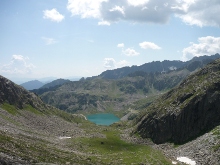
<box><xmin>23</xmin><ymin>104</ymin><xmax>43</xmax><ymax>115</ymax></box>
<box><xmin>1</xmin><ymin>103</ymin><xmax>18</xmax><ymax>115</ymax></box>
<box><xmin>69</xmin><ymin>129</ymin><xmax>171</xmax><ymax>165</ymax></box>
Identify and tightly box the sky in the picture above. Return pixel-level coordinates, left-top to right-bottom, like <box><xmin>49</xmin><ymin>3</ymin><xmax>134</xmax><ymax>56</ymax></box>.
<box><xmin>1</xmin><ymin>0</ymin><xmax>220</xmax><ymax>83</ymax></box>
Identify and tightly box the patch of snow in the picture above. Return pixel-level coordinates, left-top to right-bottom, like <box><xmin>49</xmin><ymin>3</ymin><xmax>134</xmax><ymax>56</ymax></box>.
<box><xmin>80</xmin><ymin>114</ymin><xmax>87</xmax><ymax>120</ymax></box>
<box><xmin>73</xmin><ymin>114</ymin><xmax>87</xmax><ymax>120</ymax></box>
<box><xmin>169</xmin><ymin>66</ymin><xmax>177</xmax><ymax>70</ymax></box>
<box><xmin>177</xmin><ymin>157</ymin><xmax>196</xmax><ymax>165</ymax></box>
<box><xmin>59</xmin><ymin>136</ymin><xmax>71</xmax><ymax>140</ymax></box>
<box><xmin>172</xmin><ymin>161</ymin><xmax>177</xmax><ymax>164</ymax></box>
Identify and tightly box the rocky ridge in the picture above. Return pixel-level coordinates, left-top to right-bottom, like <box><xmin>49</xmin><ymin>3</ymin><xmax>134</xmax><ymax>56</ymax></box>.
<box><xmin>0</xmin><ymin>76</ymin><xmax>47</xmax><ymax>110</ymax></box>
<box><xmin>136</xmin><ymin>58</ymin><xmax>220</xmax><ymax>144</ymax></box>
<box><xmin>97</xmin><ymin>54</ymin><xmax>220</xmax><ymax>79</ymax></box>
<box><xmin>36</xmin><ymin>54</ymin><xmax>220</xmax><ymax>115</ymax></box>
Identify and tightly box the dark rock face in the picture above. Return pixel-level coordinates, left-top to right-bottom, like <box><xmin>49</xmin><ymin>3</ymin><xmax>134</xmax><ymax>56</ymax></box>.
<box><xmin>136</xmin><ymin>59</ymin><xmax>220</xmax><ymax>144</ymax></box>
<box><xmin>0</xmin><ymin>75</ymin><xmax>46</xmax><ymax>110</ymax></box>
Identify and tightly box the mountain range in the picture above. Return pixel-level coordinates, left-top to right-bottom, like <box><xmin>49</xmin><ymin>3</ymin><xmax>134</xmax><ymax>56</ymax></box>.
<box><xmin>33</xmin><ymin>54</ymin><xmax>220</xmax><ymax>115</ymax></box>
<box><xmin>95</xmin><ymin>54</ymin><xmax>220</xmax><ymax>79</ymax></box>
<box><xmin>0</xmin><ymin>54</ymin><xmax>220</xmax><ymax>164</ymax></box>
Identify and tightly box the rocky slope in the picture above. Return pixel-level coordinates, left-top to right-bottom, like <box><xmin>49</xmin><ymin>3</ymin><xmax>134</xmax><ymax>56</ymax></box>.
<box><xmin>0</xmin><ymin>75</ymin><xmax>172</xmax><ymax>165</ymax></box>
<box><xmin>135</xmin><ymin>58</ymin><xmax>220</xmax><ymax>144</ymax></box>
<box><xmin>0</xmin><ymin>76</ymin><xmax>46</xmax><ymax>110</ymax></box>
<box><xmin>0</xmin><ymin>75</ymin><xmax>84</xmax><ymax>164</ymax></box>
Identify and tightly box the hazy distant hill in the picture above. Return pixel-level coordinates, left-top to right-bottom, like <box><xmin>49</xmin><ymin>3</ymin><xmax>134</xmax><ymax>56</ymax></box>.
<box><xmin>96</xmin><ymin>54</ymin><xmax>220</xmax><ymax>79</ymax></box>
<box><xmin>20</xmin><ymin>80</ymin><xmax>44</xmax><ymax>90</ymax></box>
<box><xmin>31</xmin><ymin>78</ymin><xmax>71</xmax><ymax>95</ymax></box>
<box><xmin>40</xmin><ymin>78</ymin><xmax>70</xmax><ymax>89</ymax></box>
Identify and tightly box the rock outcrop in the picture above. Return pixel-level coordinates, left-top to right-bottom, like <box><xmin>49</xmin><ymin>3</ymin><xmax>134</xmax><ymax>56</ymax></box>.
<box><xmin>0</xmin><ymin>75</ymin><xmax>47</xmax><ymax>110</ymax></box>
<box><xmin>136</xmin><ymin>58</ymin><xmax>220</xmax><ymax>144</ymax></box>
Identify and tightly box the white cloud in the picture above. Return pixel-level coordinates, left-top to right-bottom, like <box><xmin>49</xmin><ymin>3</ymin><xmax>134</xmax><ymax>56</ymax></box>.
<box><xmin>43</xmin><ymin>8</ymin><xmax>64</xmax><ymax>22</ymax></box>
<box><xmin>173</xmin><ymin>0</ymin><xmax>220</xmax><ymax>27</ymax></box>
<box><xmin>103</xmin><ymin>58</ymin><xmax>116</xmax><ymax>68</ymax></box>
<box><xmin>100</xmin><ymin>0</ymin><xmax>174</xmax><ymax>23</ymax></box>
<box><xmin>66</xmin><ymin>0</ymin><xmax>220</xmax><ymax>27</ymax></box>
<box><xmin>127</xmin><ymin>0</ymin><xmax>149</xmax><ymax>7</ymax></box>
<box><xmin>109</xmin><ymin>6</ymin><xmax>125</xmax><ymax>16</ymax></box>
<box><xmin>182</xmin><ymin>36</ymin><xmax>220</xmax><ymax>61</ymax></box>
<box><xmin>42</xmin><ymin>37</ymin><xmax>57</xmax><ymax>45</ymax></box>
<box><xmin>123</xmin><ymin>48</ymin><xmax>140</xmax><ymax>56</ymax></box>
<box><xmin>117</xmin><ymin>43</ymin><xmax>124</xmax><ymax>48</ymax></box>
<box><xmin>139</xmin><ymin>41</ymin><xmax>161</xmax><ymax>49</ymax></box>
<box><xmin>67</xmin><ymin>0</ymin><xmax>174</xmax><ymax>24</ymax></box>
<box><xmin>117</xmin><ymin>60</ymin><xmax>130</xmax><ymax>67</ymax></box>
<box><xmin>103</xmin><ymin>58</ymin><xmax>130</xmax><ymax>69</ymax></box>
<box><xmin>0</xmin><ymin>55</ymin><xmax>35</xmax><ymax>74</ymax></box>
<box><xmin>67</xmin><ymin>0</ymin><xmax>107</xmax><ymax>18</ymax></box>
<box><xmin>98</xmin><ymin>20</ymin><xmax>111</xmax><ymax>26</ymax></box>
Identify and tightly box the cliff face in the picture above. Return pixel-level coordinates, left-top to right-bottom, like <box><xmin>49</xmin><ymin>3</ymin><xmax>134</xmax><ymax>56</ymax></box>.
<box><xmin>136</xmin><ymin>59</ymin><xmax>220</xmax><ymax>144</ymax></box>
<box><xmin>0</xmin><ymin>75</ymin><xmax>46</xmax><ymax>110</ymax></box>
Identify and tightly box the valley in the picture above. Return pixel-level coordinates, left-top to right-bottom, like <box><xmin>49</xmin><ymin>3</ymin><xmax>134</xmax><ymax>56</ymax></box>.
<box><xmin>0</xmin><ymin>104</ymin><xmax>171</xmax><ymax>165</ymax></box>
<box><xmin>2</xmin><ymin>0</ymin><xmax>220</xmax><ymax>164</ymax></box>
<box><xmin>0</xmin><ymin>55</ymin><xmax>220</xmax><ymax>164</ymax></box>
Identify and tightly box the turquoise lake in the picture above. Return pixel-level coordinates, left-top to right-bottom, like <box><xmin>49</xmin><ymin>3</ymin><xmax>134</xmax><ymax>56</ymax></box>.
<box><xmin>87</xmin><ymin>113</ymin><xmax>120</xmax><ymax>126</ymax></box>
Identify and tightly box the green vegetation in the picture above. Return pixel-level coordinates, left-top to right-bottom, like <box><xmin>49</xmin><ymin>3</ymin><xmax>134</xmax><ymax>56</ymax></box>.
<box><xmin>0</xmin><ymin>109</ymin><xmax>171</xmax><ymax>165</ymax></box>
<box><xmin>211</xmin><ymin>126</ymin><xmax>220</xmax><ymax>152</ymax></box>
<box><xmin>1</xmin><ymin>103</ymin><xmax>18</xmax><ymax>115</ymax></box>
<box><xmin>212</xmin><ymin>128</ymin><xmax>220</xmax><ymax>136</ymax></box>
<box><xmin>23</xmin><ymin>104</ymin><xmax>43</xmax><ymax>115</ymax></box>
<box><xmin>213</xmin><ymin>144</ymin><xmax>220</xmax><ymax>152</ymax></box>
<box><xmin>0</xmin><ymin>131</ymin><xmax>88</xmax><ymax>164</ymax></box>
<box><xmin>68</xmin><ymin>128</ymin><xmax>171</xmax><ymax>165</ymax></box>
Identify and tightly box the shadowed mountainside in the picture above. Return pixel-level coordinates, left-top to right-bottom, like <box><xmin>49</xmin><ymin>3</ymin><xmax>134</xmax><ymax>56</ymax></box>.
<box><xmin>135</xmin><ymin>58</ymin><xmax>220</xmax><ymax>144</ymax></box>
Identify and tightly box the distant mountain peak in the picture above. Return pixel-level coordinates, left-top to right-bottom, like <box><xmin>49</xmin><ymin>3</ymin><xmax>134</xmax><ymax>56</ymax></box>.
<box><xmin>20</xmin><ymin>80</ymin><xmax>44</xmax><ymax>90</ymax></box>
<box><xmin>97</xmin><ymin>54</ymin><xmax>220</xmax><ymax>79</ymax></box>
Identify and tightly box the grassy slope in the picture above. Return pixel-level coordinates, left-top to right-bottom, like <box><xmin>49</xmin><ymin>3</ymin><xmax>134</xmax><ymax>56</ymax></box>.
<box><xmin>0</xmin><ymin>104</ymin><xmax>172</xmax><ymax>165</ymax></box>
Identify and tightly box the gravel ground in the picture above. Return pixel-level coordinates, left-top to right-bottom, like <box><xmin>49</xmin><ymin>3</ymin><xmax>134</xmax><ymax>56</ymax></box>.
<box><xmin>121</xmin><ymin>126</ymin><xmax>220</xmax><ymax>165</ymax></box>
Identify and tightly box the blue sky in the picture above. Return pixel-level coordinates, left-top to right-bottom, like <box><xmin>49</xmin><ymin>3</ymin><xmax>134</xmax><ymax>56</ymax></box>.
<box><xmin>1</xmin><ymin>0</ymin><xmax>220</xmax><ymax>83</ymax></box>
